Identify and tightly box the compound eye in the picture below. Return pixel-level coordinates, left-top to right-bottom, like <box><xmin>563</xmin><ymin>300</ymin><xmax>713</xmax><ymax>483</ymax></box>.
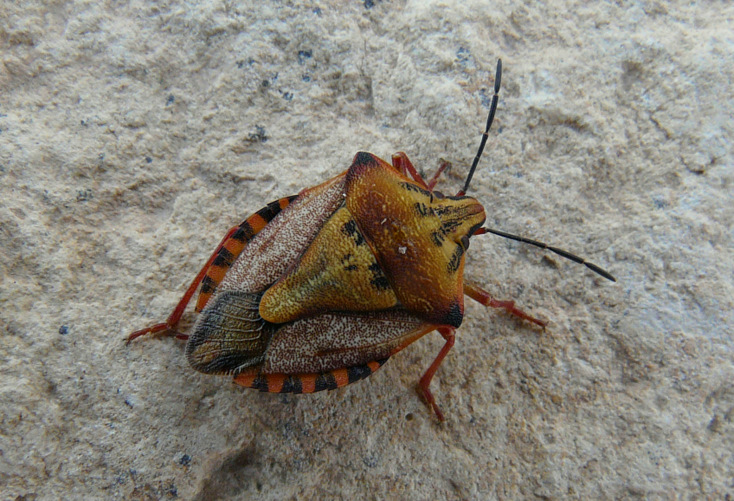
<box><xmin>432</xmin><ymin>190</ymin><xmax>445</xmax><ymax>199</ymax></box>
<box><xmin>460</xmin><ymin>235</ymin><xmax>471</xmax><ymax>250</ymax></box>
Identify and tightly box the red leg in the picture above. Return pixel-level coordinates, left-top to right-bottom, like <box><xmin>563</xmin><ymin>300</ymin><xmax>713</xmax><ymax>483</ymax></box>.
<box><xmin>392</xmin><ymin>152</ymin><xmax>452</xmax><ymax>192</ymax></box>
<box><xmin>464</xmin><ymin>282</ymin><xmax>547</xmax><ymax>327</ymax></box>
<box><xmin>392</xmin><ymin>152</ymin><xmax>430</xmax><ymax>189</ymax></box>
<box><xmin>426</xmin><ymin>159</ymin><xmax>450</xmax><ymax>190</ymax></box>
<box><xmin>416</xmin><ymin>326</ymin><xmax>456</xmax><ymax>422</ymax></box>
<box><xmin>126</xmin><ymin>225</ymin><xmax>239</xmax><ymax>344</ymax></box>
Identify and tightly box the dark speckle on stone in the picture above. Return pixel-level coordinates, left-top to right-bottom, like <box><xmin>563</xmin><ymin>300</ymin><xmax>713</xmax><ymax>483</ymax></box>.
<box><xmin>248</xmin><ymin>125</ymin><xmax>268</xmax><ymax>143</ymax></box>
<box><xmin>297</xmin><ymin>50</ymin><xmax>312</xmax><ymax>64</ymax></box>
<box><xmin>363</xmin><ymin>453</ymin><xmax>379</xmax><ymax>467</ymax></box>
<box><xmin>457</xmin><ymin>46</ymin><xmax>470</xmax><ymax>64</ymax></box>
<box><xmin>364</xmin><ymin>0</ymin><xmax>376</xmax><ymax>8</ymax></box>
<box><xmin>179</xmin><ymin>454</ymin><xmax>191</xmax><ymax>466</ymax></box>
<box><xmin>145</xmin><ymin>156</ymin><xmax>152</xmax><ymax>163</ymax></box>
<box><xmin>479</xmin><ymin>88</ymin><xmax>492</xmax><ymax>108</ymax></box>
<box><xmin>76</xmin><ymin>189</ymin><xmax>93</xmax><ymax>202</ymax></box>
<box><xmin>59</xmin><ymin>325</ymin><xmax>68</xmax><ymax>335</ymax></box>
<box><xmin>302</xmin><ymin>74</ymin><xmax>311</xmax><ymax>82</ymax></box>
<box><xmin>166</xmin><ymin>94</ymin><xmax>175</xmax><ymax>105</ymax></box>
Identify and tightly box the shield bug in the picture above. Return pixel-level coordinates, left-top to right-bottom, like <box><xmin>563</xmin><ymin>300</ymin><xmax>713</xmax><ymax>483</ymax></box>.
<box><xmin>127</xmin><ymin>60</ymin><xmax>614</xmax><ymax>421</ymax></box>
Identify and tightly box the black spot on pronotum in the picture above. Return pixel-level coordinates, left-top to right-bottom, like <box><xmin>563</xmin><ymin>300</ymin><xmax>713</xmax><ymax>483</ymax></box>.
<box><xmin>446</xmin><ymin>300</ymin><xmax>463</xmax><ymax>328</ymax></box>
<box><xmin>352</xmin><ymin>151</ymin><xmax>378</xmax><ymax>168</ymax></box>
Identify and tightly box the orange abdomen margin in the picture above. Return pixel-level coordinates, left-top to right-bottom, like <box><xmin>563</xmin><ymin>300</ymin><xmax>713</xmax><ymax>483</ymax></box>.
<box><xmin>234</xmin><ymin>359</ymin><xmax>388</xmax><ymax>393</ymax></box>
<box><xmin>195</xmin><ymin>195</ymin><xmax>298</xmax><ymax>312</ymax></box>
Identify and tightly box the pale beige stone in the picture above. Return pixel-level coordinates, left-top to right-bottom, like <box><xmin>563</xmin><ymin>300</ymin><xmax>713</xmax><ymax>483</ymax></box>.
<box><xmin>1</xmin><ymin>1</ymin><xmax>732</xmax><ymax>499</ymax></box>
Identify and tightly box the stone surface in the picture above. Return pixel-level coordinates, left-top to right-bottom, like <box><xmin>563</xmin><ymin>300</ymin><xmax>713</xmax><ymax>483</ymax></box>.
<box><xmin>1</xmin><ymin>1</ymin><xmax>732</xmax><ymax>499</ymax></box>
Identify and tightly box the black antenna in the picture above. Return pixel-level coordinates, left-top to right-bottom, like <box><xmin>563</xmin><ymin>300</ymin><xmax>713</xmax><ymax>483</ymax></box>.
<box><xmin>461</xmin><ymin>59</ymin><xmax>502</xmax><ymax>196</ymax></box>
<box><xmin>483</xmin><ymin>227</ymin><xmax>616</xmax><ymax>282</ymax></box>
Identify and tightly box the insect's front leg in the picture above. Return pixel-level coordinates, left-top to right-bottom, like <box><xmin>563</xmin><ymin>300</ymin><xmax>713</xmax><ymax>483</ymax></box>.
<box><xmin>416</xmin><ymin>326</ymin><xmax>456</xmax><ymax>422</ymax></box>
<box><xmin>426</xmin><ymin>159</ymin><xmax>450</xmax><ymax>190</ymax></box>
<box><xmin>126</xmin><ymin>225</ymin><xmax>240</xmax><ymax>344</ymax></box>
<box><xmin>463</xmin><ymin>281</ymin><xmax>547</xmax><ymax>327</ymax></box>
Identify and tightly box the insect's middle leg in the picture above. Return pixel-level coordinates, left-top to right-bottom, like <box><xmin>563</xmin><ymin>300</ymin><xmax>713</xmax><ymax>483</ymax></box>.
<box><xmin>464</xmin><ymin>282</ymin><xmax>547</xmax><ymax>327</ymax></box>
<box><xmin>392</xmin><ymin>152</ymin><xmax>451</xmax><ymax>191</ymax></box>
<box><xmin>392</xmin><ymin>152</ymin><xmax>430</xmax><ymax>188</ymax></box>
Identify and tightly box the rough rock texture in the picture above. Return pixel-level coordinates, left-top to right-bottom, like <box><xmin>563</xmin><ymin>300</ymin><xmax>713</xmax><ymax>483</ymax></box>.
<box><xmin>1</xmin><ymin>1</ymin><xmax>732</xmax><ymax>499</ymax></box>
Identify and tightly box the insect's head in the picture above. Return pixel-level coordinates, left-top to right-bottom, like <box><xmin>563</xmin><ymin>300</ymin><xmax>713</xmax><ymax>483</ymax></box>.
<box><xmin>407</xmin><ymin>183</ymin><xmax>486</xmax><ymax>254</ymax></box>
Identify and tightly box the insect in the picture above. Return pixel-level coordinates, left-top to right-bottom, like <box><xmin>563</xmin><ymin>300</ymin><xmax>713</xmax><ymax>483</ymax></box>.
<box><xmin>127</xmin><ymin>60</ymin><xmax>614</xmax><ymax>421</ymax></box>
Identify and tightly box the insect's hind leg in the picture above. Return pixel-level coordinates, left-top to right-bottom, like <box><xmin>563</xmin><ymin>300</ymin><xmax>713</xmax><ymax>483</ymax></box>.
<box><xmin>126</xmin><ymin>225</ymin><xmax>240</xmax><ymax>344</ymax></box>
<box><xmin>464</xmin><ymin>282</ymin><xmax>547</xmax><ymax>327</ymax></box>
<box><xmin>416</xmin><ymin>326</ymin><xmax>456</xmax><ymax>422</ymax></box>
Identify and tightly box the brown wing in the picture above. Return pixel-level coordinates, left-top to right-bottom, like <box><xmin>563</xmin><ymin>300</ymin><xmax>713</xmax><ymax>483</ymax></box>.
<box><xmin>187</xmin><ymin>286</ymin><xmax>437</xmax><ymax>382</ymax></box>
<box><xmin>195</xmin><ymin>196</ymin><xmax>298</xmax><ymax>312</ymax></box>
